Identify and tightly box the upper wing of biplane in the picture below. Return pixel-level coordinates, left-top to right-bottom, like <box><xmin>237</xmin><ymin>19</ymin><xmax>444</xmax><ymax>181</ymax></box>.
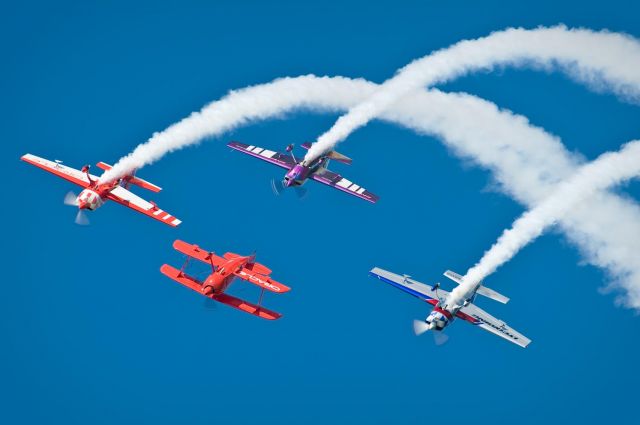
<box><xmin>106</xmin><ymin>186</ymin><xmax>181</xmax><ymax>227</ymax></box>
<box><xmin>171</xmin><ymin>240</ymin><xmax>226</xmax><ymax>267</ymax></box>
<box><xmin>21</xmin><ymin>154</ymin><xmax>96</xmax><ymax>188</ymax></box>
<box><xmin>227</xmin><ymin>141</ymin><xmax>297</xmax><ymax>170</ymax></box>
<box><xmin>369</xmin><ymin>267</ymin><xmax>449</xmax><ymax>305</ymax></box>
<box><xmin>234</xmin><ymin>267</ymin><xmax>290</xmax><ymax>293</ymax></box>
<box><xmin>458</xmin><ymin>303</ymin><xmax>531</xmax><ymax>348</ymax></box>
<box><xmin>313</xmin><ymin>168</ymin><xmax>379</xmax><ymax>203</ymax></box>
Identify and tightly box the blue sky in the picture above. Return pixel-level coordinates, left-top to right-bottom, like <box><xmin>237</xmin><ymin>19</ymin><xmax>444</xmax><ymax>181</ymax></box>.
<box><xmin>2</xmin><ymin>1</ymin><xmax>639</xmax><ymax>424</ymax></box>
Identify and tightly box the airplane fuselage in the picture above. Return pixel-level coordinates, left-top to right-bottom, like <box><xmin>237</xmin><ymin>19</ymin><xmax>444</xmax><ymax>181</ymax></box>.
<box><xmin>283</xmin><ymin>157</ymin><xmax>327</xmax><ymax>187</ymax></box>
<box><xmin>76</xmin><ymin>176</ymin><xmax>126</xmax><ymax>210</ymax></box>
<box><xmin>424</xmin><ymin>283</ymin><xmax>482</xmax><ymax>331</ymax></box>
<box><xmin>201</xmin><ymin>255</ymin><xmax>254</xmax><ymax>296</ymax></box>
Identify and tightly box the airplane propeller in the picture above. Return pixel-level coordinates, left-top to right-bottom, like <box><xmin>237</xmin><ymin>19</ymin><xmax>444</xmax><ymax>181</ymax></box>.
<box><xmin>270</xmin><ymin>178</ymin><xmax>307</xmax><ymax>199</ymax></box>
<box><xmin>413</xmin><ymin>319</ymin><xmax>431</xmax><ymax>336</ymax></box>
<box><xmin>433</xmin><ymin>332</ymin><xmax>450</xmax><ymax>346</ymax></box>
<box><xmin>271</xmin><ymin>178</ymin><xmax>284</xmax><ymax>196</ymax></box>
<box><xmin>64</xmin><ymin>191</ymin><xmax>90</xmax><ymax>225</ymax></box>
<box><xmin>413</xmin><ymin>320</ymin><xmax>449</xmax><ymax>346</ymax></box>
<box><xmin>293</xmin><ymin>186</ymin><xmax>307</xmax><ymax>199</ymax></box>
<box><xmin>75</xmin><ymin>209</ymin><xmax>90</xmax><ymax>226</ymax></box>
<box><xmin>64</xmin><ymin>191</ymin><xmax>78</xmax><ymax>206</ymax></box>
<box><xmin>203</xmin><ymin>297</ymin><xmax>218</xmax><ymax>311</ymax></box>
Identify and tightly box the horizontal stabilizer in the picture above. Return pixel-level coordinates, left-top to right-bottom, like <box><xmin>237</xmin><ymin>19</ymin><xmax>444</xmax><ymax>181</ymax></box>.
<box><xmin>96</xmin><ymin>161</ymin><xmax>112</xmax><ymax>171</ymax></box>
<box><xmin>327</xmin><ymin>150</ymin><xmax>352</xmax><ymax>165</ymax></box>
<box><xmin>444</xmin><ymin>270</ymin><xmax>509</xmax><ymax>304</ymax></box>
<box><xmin>301</xmin><ymin>142</ymin><xmax>313</xmax><ymax>150</ymax></box>
<box><xmin>476</xmin><ymin>285</ymin><xmax>510</xmax><ymax>304</ymax></box>
<box><xmin>97</xmin><ymin>161</ymin><xmax>162</xmax><ymax>192</ymax></box>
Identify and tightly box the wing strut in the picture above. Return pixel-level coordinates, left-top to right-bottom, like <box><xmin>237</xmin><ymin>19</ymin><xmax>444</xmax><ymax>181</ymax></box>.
<box><xmin>180</xmin><ymin>255</ymin><xmax>191</xmax><ymax>274</ymax></box>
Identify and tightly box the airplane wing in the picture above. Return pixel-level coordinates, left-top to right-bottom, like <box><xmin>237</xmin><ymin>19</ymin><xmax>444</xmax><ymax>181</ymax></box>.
<box><xmin>160</xmin><ymin>264</ymin><xmax>204</xmax><ymax>292</ymax></box>
<box><xmin>457</xmin><ymin>303</ymin><xmax>531</xmax><ymax>348</ymax></box>
<box><xmin>21</xmin><ymin>154</ymin><xmax>95</xmax><ymax>188</ymax></box>
<box><xmin>369</xmin><ymin>267</ymin><xmax>449</xmax><ymax>304</ymax></box>
<box><xmin>171</xmin><ymin>240</ymin><xmax>226</xmax><ymax>267</ymax></box>
<box><xmin>107</xmin><ymin>186</ymin><xmax>181</xmax><ymax>227</ymax></box>
<box><xmin>227</xmin><ymin>141</ymin><xmax>296</xmax><ymax>170</ymax></box>
<box><xmin>160</xmin><ymin>264</ymin><xmax>281</xmax><ymax>320</ymax></box>
<box><xmin>312</xmin><ymin>169</ymin><xmax>379</xmax><ymax>203</ymax></box>
<box><xmin>234</xmin><ymin>268</ymin><xmax>291</xmax><ymax>293</ymax></box>
<box><xmin>213</xmin><ymin>293</ymin><xmax>282</xmax><ymax>320</ymax></box>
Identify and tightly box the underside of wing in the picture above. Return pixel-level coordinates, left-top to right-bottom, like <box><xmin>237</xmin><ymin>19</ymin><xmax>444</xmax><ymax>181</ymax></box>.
<box><xmin>458</xmin><ymin>303</ymin><xmax>531</xmax><ymax>348</ymax></box>
<box><xmin>172</xmin><ymin>240</ymin><xmax>226</xmax><ymax>267</ymax></box>
<box><xmin>369</xmin><ymin>267</ymin><xmax>448</xmax><ymax>303</ymax></box>
<box><xmin>107</xmin><ymin>186</ymin><xmax>181</xmax><ymax>227</ymax></box>
<box><xmin>312</xmin><ymin>169</ymin><xmax>379</xmax><ymax>203</ymax></box>
<box><xmin>213</xmin><ymin>293</ymin><xmax>282</xmax><ymax>320</ymax></box>
<box><xmin>227</xmin><ymin>141</ymin><xmax>296</xmax><ymax>170</ymax></box>
<box><xmin>21</xmin><ymin>154</ymin><xmax>93</xmax><ymax>188</ymax></box>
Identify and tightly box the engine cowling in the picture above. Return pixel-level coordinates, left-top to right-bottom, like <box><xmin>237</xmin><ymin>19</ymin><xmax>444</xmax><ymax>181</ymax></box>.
<box><xmin>77</xmin><ymin>189</ymin><xmax>104</xmax><ymax>210</ymax></box>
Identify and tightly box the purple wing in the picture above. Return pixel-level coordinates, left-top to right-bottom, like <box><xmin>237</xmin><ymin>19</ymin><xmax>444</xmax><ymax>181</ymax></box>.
<box><xmin>311</xmin><ymin>169</ymin><xmax>379</xmax><ymax>203</ymax></box>
<box><xmin>228</xmin><ymin>141</ymin><xmax>296</xmax><ymax>170</ymax></box>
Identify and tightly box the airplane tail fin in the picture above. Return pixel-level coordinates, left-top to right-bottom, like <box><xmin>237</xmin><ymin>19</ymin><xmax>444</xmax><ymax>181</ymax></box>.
<box><xmin>443</xmin><ymin>270</ymin><xmax>510</xmax><ymax>304</ymax></box>
<box><xmin>96</xmin><ymin>162</ymin><xmax>162</xmax><ymax>192</ymax></box>
<box><xmin>300</xmin><ymin>142</ymin><xmax>352</xmax><ymax>165</ymax></box>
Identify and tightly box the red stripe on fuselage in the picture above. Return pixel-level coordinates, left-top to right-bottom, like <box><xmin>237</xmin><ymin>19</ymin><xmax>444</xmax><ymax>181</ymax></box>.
<box><xmin>434</xmin><ymin>306</ymin><xmax>453</xmax><ymax>319</ymax></box>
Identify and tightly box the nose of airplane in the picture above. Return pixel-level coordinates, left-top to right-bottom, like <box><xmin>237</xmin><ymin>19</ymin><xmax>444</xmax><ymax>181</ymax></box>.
<box><xmin>202</xmin><ymin>285</ymin><xmax>214</xmax><ymax>296</ymax></box>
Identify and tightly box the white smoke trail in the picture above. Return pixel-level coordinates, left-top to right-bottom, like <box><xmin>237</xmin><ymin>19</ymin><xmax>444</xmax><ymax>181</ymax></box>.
<box><xmin>305</xmin><ymin>25</ymin><xmax>640</xmax><ymax>162</ymax></box>
<box><xmin>448</xmin><ymin>140</ymin><xmax>640</xmax><ymax>307</ymax></box>
<box><xmin>98</xmin><ymin>76</ymin><xmax>363</xmax><ymax>182</ymax></box>
<box><xmin>99</xmin><ymin>74</ymin><xmax>640</xmax><ymax>308</ymax></box>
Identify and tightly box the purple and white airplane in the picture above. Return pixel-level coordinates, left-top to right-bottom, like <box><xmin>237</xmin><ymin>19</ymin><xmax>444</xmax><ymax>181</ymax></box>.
<box><xmin>227</xmin><ymin>141</ymin><xmax>379</xmax><ymax>203</ymax></box>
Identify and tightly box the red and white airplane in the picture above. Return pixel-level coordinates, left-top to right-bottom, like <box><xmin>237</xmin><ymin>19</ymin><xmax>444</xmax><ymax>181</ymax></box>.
<box><xmin>21</xmin><ymin>153</ymin><xmax>181</xmax><ymax>226</ymax></box>
<box><xmin>161</xmin><ymin>240</ymin><xmax>290</xmax><ymax>320</ymax></box>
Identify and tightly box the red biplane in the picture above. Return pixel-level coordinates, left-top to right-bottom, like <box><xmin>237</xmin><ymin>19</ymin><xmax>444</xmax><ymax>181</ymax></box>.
<box><xmin>161</xmin><ymin>240</ymin><xmax>290</xmax><ymax>320</ymax></box>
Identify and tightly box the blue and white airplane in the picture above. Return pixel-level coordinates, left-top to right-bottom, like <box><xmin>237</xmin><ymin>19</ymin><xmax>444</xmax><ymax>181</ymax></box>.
<box><xmin>369</xmin><ymin>267</ymin><xmax>531</xmax><ymax>348</ymax></box>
